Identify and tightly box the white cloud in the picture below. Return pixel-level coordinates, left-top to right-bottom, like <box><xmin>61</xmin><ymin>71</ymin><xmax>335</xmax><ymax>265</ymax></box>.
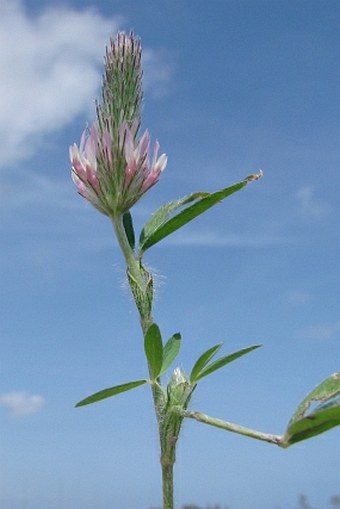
<box><xmin>0</xmin><ymin>391</ymin><xmax>45</xmax><ymax>417</ymax></box>
<box><xmin>298</xmin><ymin>321</ymin><xmax>340</xmax><ymax>341</ymax></box>
<box><xmin>0</xmin><ymin>1</ymin><xmax>175</xmax><ymax>171</ymax></box>
<box><xmin>296</xmin><ymin>185</ymin><xmax>330</xmax><ymax>219</ymax></box>
<box><xmin>0</xmin><ymin>0</ymin><xmax>120</xmax><ymax>169</ymax></box>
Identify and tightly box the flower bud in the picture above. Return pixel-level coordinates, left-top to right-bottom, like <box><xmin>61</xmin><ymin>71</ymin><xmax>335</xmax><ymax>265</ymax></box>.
<box><xmin>167</xmin><ymin>368</ymin><xmax>193</xmax><ymax>409</ymax></box>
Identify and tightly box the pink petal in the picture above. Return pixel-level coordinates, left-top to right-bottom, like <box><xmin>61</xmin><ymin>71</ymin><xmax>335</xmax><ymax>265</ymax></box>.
<box><xmin>153</xmin><ymin>153</ymin><xmax>167</xmax><ymax>174</ymax></box>
<box><xmin>102</xmin><ymin>130</ymin><xmax>113</xmax><ymax>165</ymax></box>
<box><xmin>138</xmin><ymin>130</ymin><xmax>150</xmax><ymax>157</ymax></box>
<box><xmin>123</xmin><ymin>126</ymin><xmax>134</xmax><ymax>161</ymax></box>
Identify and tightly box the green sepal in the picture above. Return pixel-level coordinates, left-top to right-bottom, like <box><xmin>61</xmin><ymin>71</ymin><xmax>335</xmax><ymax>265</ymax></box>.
<box><xmin>127</xmin><ymin>262</ymin><xmax>153</xmax><ymax>318</ymax></box>
<box><xmin>282</xmin><ymin>372</ymin><xmax>340</xmax><ymax>447</ymax></box>
<box><xmin>159</xmin><ymin>333</ymin><xmax>181</xmax><ymax>376</ymax></box>
<box><xmin>123</xmin><ymin>211</ymin><xmax>135</xmax><ymax>250</ymax></box>
<box><xmin>145</xmin><ymin>267</ymin><xmax>154</xmax><ymax>317</ymax></box>
<box><xmin>75</xmin><ymin>379</ymin><xmax>147</xmax><ymax>407</ymax></box>
<box><xmin>190</xmin><ymin>343</ymin><xmax>223</xmax><ymax>383</ymax></box>
<box><xmin>191</xmin><ymin>344</ymin><xmax>261</xmax><ymax>382</ymax></box>
<box><xmin>139</xmin><ymin>181</ymin><xmax>248</xmax><ymax>253</ymax></box>
<box><xmin>144</xmin><ymin>323</ymin><xmax>163</xmax><ymax>380</ymax></box>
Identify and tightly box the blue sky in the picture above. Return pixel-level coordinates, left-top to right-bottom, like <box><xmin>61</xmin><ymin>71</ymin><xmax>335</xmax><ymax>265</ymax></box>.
<box><xmin>1</xmin><ymin>1</ymin><xmax>340</xmax><ymax>508</ymax></box>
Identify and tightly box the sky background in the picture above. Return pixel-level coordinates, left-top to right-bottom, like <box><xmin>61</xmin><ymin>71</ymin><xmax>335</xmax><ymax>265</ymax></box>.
<box><xmin>1</xmin><ymin>1</ymin><xmax>340</xmax><ymax>508</ymax></box>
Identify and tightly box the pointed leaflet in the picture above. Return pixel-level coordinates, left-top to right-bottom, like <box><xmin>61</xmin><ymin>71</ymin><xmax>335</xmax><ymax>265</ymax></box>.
<box><xmin>123</xmin><ymin>211</ymin><xmax>135</xmax><ymax>250</ymax></box>
<box><xmin>190</xmin><ymin>343</ymin><xmax>223</xmax><ymax>383</ymax></box>
<box><xmin>288</xmin><ymin>372</ymin><xmax>340</xmax><ymax>424</ymax></box>
<box><xmin>144</xmin><ymin>323</ymin><xmax>163</xmax><ymax>380</ymax></box>
<box><xmin>159</xmin><ymin>333</ymin><xmax>181</xmax><ymax>376</ymax></box>
<box><xmin>139</xmin><ymin>180</ymin><xmax>248</xmax><ymax>253</ymax></box>
<box><xmin>282</xmin><ymin>398</ymin><xmax>340</xmax><ymax>447</ymax></box>
<box><xmin>282</xmin><ymin>373</ymin><xmax>340</xmax><ymax>446</ymax></box>
<box><xmin>139</xmin><ymin>192</ymin><xmax>207</xmax><ymax>248</ymax></box>
<box><xmin>75</xmin><ymin>380</ymin><xmax>147</xmax><ymax>407</ymax></box>
<box><xmin>193</xmin><ymin>345</ymin><xmax>261</xmax><ymax>382</ymax></box>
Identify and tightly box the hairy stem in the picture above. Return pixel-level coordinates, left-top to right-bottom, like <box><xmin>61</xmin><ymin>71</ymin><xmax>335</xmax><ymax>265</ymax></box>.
<box><xmin>112</xmin><ymin>215</ymin><xmax>175</xmax><ymax>508</ymax></box>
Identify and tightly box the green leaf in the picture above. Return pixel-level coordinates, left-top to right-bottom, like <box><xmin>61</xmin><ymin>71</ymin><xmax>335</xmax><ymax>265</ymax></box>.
<box><xmin>159</xmin><ymin>333</ymin><xmax>181</xmax><ymax>376</ymax></box>
<box><xmin>139</xmin><ymin>192</ymin><xmax>206</xmax><ymax>248</ymax></box>
<box><xmin>75</xmin><ymin>379</ymin><xmax>147</xmax><ymax>407</ymax></box>
<box><xmin>139</xmin><ymin>181</ymin><xmax>247</xmax><ymax>253</ymax></box>
<box><xmin>193</xmin><ymin>344</ymin><xmax>261</xmax><ymax>382</ymax></box>
<box><xmin>283</xmin><ymin>398</ymin><xmax>340</xmax><ymax>447</ymax></box>
<box><xmin>190</xmin><ymin>343</ymin><xmax>223</xmax><ymax>383</ymax></box>
<box><xmin>144</xmin><ymin>323</ymin><xmax>163</xmax><ymax>380</ymax></box>
<box><xmin>282</xmin><ymin>372</ymin><xmax>340</xmax><ymax>446</ymax></box>
<box><xmin>123</xmin><ymin>211</ymin><xmax>135</xmax><ymax>250</ymax></box>
<box><xmin>288</xmin><ymin>372</ymin><xmax>340</xmax><ymax>424</ymax></box>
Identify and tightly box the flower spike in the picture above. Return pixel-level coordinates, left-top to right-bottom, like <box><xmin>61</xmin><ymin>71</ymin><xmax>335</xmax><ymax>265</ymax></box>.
<box><xmin>70</xmin><ymin>32</ymin><xmax>167</xmax><ymax>218</ymax></box>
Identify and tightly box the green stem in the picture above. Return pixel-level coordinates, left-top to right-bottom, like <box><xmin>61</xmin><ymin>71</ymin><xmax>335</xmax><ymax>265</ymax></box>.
<box><xmin>112</xmin><ymin>216</ymin><xmax>143</xmax><ymax>298</ymax></box>
<box><xmin>112</xmin><ymin>216</ymin><xmax>152</xmax><ymax>331</ymax></box>
<box><xmin>159</xmin><ymin>406</ymin><xmax>183</xmax><ymax>509</ymax></box>
<box><xmin>112</xmin><ymin>214</ymin><xmax>174</xmax><ymax>509</ymax></box>
<box><xmin>176</xmin><ymin>408</ymin><xmax>284</xmax><ymax>446</ymax></box>
<box><xmin>162</xmin><ymin>461</ymin><xmax>174</xmax><ymax>509</ymax></box>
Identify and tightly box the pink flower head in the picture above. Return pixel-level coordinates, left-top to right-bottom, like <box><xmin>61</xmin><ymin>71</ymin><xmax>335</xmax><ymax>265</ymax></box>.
<box><xmin>70</xmin><ymin>32</ymin><xmax>167</xmax><ymax>218</ymax></box>
<box><xmin>70</xmin><ymin>121</ymin><xmax>167</xmax><ymax>217</ymax></box>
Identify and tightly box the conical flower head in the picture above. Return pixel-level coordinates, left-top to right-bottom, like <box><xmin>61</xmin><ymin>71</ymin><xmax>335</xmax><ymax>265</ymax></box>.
<box><xmin>70</xmin><ymin>32</ymin><xmax>167</xmax><ymax>218</ymax></box>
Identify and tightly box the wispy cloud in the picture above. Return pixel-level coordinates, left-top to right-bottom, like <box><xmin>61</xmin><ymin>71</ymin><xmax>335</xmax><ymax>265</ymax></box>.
<box><xmin>286</xmin><ymin>290</ymin><xmax>315</xmax><ymax>306</ymax></box>
<box><xmin>142</xmin><ymin>48</ymin><xmax>175</xmax><ymax>98</ymax></box>
<box><xmin>298</xmin><ymin>320</ymin><xmax>340</xmax><ymax>341</ymax></box>
<box><xmin>296</xmin><ymin>185</ymin><xmax>330</xmax><ymax>220</ymax></box>
<box><xmin>164</xmin><ymin>229</ymin><xmax>291</xmax><ymax>247</ymax></box>
<box><xmin>0</xmin><ymin>391</ymin><xmax>45</xmax><ymax>417</ymax></box>
<box><xmin>0</xmin><ymin>168</ymin><xmax>75</xmax><ymax>212</ymax></box>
